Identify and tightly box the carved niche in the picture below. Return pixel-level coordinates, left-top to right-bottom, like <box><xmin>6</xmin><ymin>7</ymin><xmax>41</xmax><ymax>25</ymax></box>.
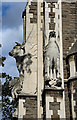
<box><xmin>44</xmin><ymin>31</ymin><xmax>62</xmax><ymax>89</ymax></box>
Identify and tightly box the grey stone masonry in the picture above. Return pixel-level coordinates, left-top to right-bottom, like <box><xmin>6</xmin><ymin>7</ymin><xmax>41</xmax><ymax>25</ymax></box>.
<box><xmin>49</xmin><ymin>2</ymin><xmax>55</xmax><ymax>30</ymax></box>
<box><xmin>23</xmin><ymin>96</ymin><xmax>37</xmax><ymax>119</ymax></box>
<box><xmin>29</xmin><ymin>2</ymin><xmax>37</xmax><ymax>23</ymax></box>
<box><xmin>62</xmin><ymin>2</ymin><xmax>77</xmax><ymax>79</ymax></box>
<box><xmin>49</xmin><ymin>97</ymin><xmax>60</xmax><ymax>119</ymax></box>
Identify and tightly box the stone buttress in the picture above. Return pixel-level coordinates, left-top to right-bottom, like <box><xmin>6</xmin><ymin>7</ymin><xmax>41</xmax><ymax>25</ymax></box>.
<box><xmin>17</xmin><ymin>0</ymin><xmax>44</xmax><ymax>119</ymax></box>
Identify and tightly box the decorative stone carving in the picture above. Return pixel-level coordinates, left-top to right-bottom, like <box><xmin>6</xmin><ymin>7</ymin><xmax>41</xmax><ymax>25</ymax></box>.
<box><xmin>44</xmin><ymin>31</ymin><xmax>62</xmax><ymax>88</ymax></box>
<box><xmin>49</xmin><ymin>97</ymin><xmax>60</xmax><ymax>119</ymax></box>
<box><xmin>9</xmin><ymin>41</ymin><xmax>37</xmax><ymax>98</ymax></box>
<box><xmin>9</xmin><ymin>42</ymin><xmax>25</xmax><ymax>76</ymax></box>
<box><xmin>45</xmin><ymin>76</ymin><xmax>62</xmax><ymax>89</ymax></box>
<box><xmin>9</xmin><ymin>42</ymin><xmax>37</xmax><ymax>75</ymax></box>
<box><xmin>9</xmin><ymin>76</ymin><xmax>23</xmax><ymax>98</ymax></box>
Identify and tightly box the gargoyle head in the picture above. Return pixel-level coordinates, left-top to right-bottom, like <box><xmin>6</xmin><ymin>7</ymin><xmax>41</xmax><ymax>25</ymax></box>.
<box><xmin>9</xmin><ymin>42</ymin><xmax>25</xmax><ymax>58</ymax></box>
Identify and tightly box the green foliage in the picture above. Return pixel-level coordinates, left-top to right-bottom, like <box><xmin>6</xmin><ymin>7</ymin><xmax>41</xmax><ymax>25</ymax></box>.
<box><xmin>2</xmin><ymin>74</ymin><xmax>18</xmax><ymax>120</ymax></box>
<box><xmin>0</xmin><ymin>57</ymin><xmax>6</xmax><ymax>67</ymax></box>
<box><xmin>0</xmin><ymin>44</ymin><xmax>6</xmax><ymax>67</ymax></box>
<box><xmin>0</xmin><ymin>53</ymin><xmax>17</xmax><ymax>120</ymax></box>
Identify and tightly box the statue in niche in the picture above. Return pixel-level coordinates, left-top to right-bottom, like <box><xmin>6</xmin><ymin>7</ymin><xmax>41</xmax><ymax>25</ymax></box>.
<box><xmin>44</xmin><ymin>31</ymin><xmax>62</xmax><ymax>88</ymax></box>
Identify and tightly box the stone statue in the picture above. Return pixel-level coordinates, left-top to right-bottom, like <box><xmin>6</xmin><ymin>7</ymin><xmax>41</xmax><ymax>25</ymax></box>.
<box><xmin>44</xmin><ymin>31</ymin><xmax>62</xmax><ymax>88</ymax></box>
<box><xmin>9</xmin><ymin>41</ymin><xmax>37</xmax><ymax>98</ymax></box>
<box><xmin>9</xmin><ymin>76</ymin><xmax>23</xmax><ymax>99</ymax></box>
<box><xmin>9</xmin><ymin>42</ymin><xmax>36</xmax><ymax>76</ymax></box>
<box><xmin>9</xmin><ymin>42</ymin><xmax>25</xmax><ymax>76</ymax></box>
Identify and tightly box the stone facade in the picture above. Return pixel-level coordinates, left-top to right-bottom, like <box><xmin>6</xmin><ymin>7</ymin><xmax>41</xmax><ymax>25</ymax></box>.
<box><xmin>9</xmin><ymin>0</ymin><xmax>77</xmax><ymax>119</ymax></box>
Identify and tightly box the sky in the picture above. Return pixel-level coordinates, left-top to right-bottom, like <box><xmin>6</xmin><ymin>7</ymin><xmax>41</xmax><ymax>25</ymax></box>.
<box><xmin>1</xmin><ymin>2</ymin><xmax>26</xmax><ymax>78</ymax></box>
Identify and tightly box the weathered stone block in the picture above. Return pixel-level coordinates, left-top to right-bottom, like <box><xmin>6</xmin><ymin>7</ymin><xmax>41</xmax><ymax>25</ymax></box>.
<box><xmin>49</xmin><ymin>23</ymin><xmax>55</xmax><ymax>30</ymax></box>
<box><xmin>23</xmin><ymin>96</ymin><xmax>37</xmax><ymax>118</ymax></box>
<box><xmin>30</xmin><ymin>18</ymin><xmax>37</xmax><ymax>23</ymax></box>
<box><xmin>48</xmin><ymin>4</ymin><xmax>55</xmax><ymax>8</ymax></box>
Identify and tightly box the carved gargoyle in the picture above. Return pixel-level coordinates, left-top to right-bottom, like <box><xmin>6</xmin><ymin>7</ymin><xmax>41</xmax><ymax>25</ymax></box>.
<box><xmin>9</xmin><ymin>42</ymin><xmax>33</xmax><ymax>75</ymax></box>
<box><xmin>9</xmin><ymin>76</ymin><xmax>24</xmax><ymax>99</ymax></box>
<box><xmin>9</xmin><ymin>41</ymin><xmax>37</xmax><ymax>97</ymax></box>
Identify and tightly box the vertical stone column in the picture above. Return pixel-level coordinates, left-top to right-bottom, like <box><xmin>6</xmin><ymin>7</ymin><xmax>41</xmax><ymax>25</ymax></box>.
<box><xmin>44</xmin><ymin>2</ymin><xmax>50</xmax><ymax>46</ymax></box>
<box><xmin>18</xmin><ymin>99</ymin><xmax>25</xmax><ymax>119</ymax></box>
<box><xmin>23</xmin><ymin>1</ymin><xmax>38</xmax><ymax>94</ymax></box>
<box><xmin>22</xmin><ymin>9</ymin><xmax>26</xmax><ymax>43</ymax></box>
<box><xmin>37</xmin><ymin>0</ymin><xmax>44</xmax><ymax>118</ymax></box>
<box><xmin>19</xmin><ymin>1</ymin><xmax>38</xmax><ymax>119</ymax></box>
<box><xmin>23</xmin><ymin>15</ymin><xmax>26</xmax><ymax>43</ymax></box>
<box><xmin>68</xmin><ymin>79</ymin><xmax>77</xmax><ymax>119</ymax></box>
<box><xmin>59</xmin><ymin>0</ymin><xmax>66</xmax><ymax>118</ymax></box>
<box><xmin>47</xmin><ymin>57</ymin><xmax>49</xmax><ymax>77</ymax></box>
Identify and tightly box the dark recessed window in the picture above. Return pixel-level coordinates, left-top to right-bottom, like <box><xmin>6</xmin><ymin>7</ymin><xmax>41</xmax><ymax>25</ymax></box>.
<box><xmin>74</xmin><ymin>55</ymin><xmax>77</xmax><ymax>72</ymax></box>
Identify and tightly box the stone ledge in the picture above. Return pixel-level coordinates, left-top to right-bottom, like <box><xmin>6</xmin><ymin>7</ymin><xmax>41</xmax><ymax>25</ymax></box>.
<box><xmin>44</xmin><ymin>87</ymin><xmax>64</xmax><ymax>92</ymax></box>
<box><xmin>68</xmin><ymin>76</ymin><xmax>77</xmax><ymax>82</ymax></box>
<box><xmin>18</xmin><ymin>94</ymin><xmax>37</xmax><ymax>98</ymax></box>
